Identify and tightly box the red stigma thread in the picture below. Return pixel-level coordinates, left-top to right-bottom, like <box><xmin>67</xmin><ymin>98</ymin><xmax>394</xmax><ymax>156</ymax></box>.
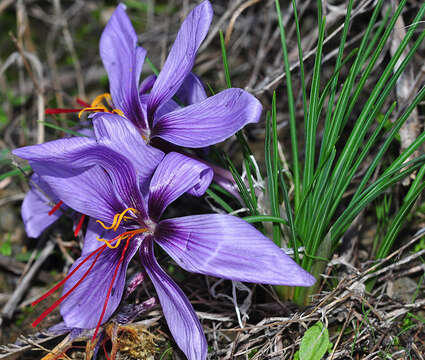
<box><xmin>45</xmin><ymin>108</ymin><xmax>83</xmax><ymax>115</ymax></box>
<box><xmin>91</xmin><ymin>233</ymin><xmax>135</xmax><ymax>341</ymax></box>
<box><xmin>74</xmin><ymin>214</ymin><xmax>86</xmax><ymax>237</ymax></box>
<box><xmin>31</xmin><ymin>244</ymin><xmax>107</xmax><ymax>327</ymax></box>
<box><xmin>48</xmin><ymin>200</ymin><xmax>63</xmax><ymax>216</ymax></box>
<box><xmin>76</xmin><ymin>98</ymin><xmax>90</xmax><ymax>107</ymax></box>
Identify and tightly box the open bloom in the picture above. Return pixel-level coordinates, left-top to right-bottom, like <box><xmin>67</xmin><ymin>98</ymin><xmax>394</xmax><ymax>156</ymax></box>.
<box><xmin>18</xmin><ymin>118</ymin><xmax>163</xmax><ymax>239</ymax></box>
<box><xmin>13</xmin><ymin>115</ymin><xmax>315</xmax><ymax>360</ymax></box>
<box><xmin>99</xmin><ymin>1</ymin><xmax>262</xmax><ymax>147</ymax></box>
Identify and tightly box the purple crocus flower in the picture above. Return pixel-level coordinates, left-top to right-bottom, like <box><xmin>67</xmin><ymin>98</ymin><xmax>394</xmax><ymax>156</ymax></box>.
<box><xmin>100</xmin><ymin>1</ymin><xmax>262</xmax><ymax>147</ymax></box>
<box><xmin>18</xmin><ymin>120</ymin><xmax>162</xmax><ymax>239</ymax></box>
<box><xmin>13</xmin><ymin>115</ymin><xmax>315</xmax><ymax>360</ymax></box>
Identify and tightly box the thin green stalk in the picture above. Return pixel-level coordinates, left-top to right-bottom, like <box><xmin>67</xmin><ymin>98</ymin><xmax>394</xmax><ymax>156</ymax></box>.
<box><xmin>303</xmin><ymin>15</ymin><xmax>325</xmax><ymax>191</ymax></box>
<box><xmin>243</xmin><ymin>215</ymin><xmax>288</xmax><ymax>226</ymax></box>
<box><xmin>38</xmin><ymin>121</ymin><xmax>89</xmax><ymax>137</ymax></box>
<box><xmin>275</xmin><ymin>0</ymin><xmax>300</xmax><ymax>210</ymax></box>
<box><xmin>145</xmin><ymin>57</ymin><xmax>159</xmax><ymax>75</ymax></box>
<box><xmin>265</xmin><ymin>95</ymin><xmax>281</xmax><ymax>246</ymax></box>
<box><xmin>219</xmin><ymin>30</ymin><xmax>232</xmax><ymax>88</ymax></box>
<box><xmin>376</xmin><ymin>165</ymin><xmax>425</xmax><ymax>258</ymax></box>
<box><xmin>206</xmin><ymin>188</ymin><xmax>234</xmax><ymax>213</ymax></box>
<box><xmin>279</xmin><ymin>169</ymin><xmax>299</xmax><ymax>264</ymax></box>
<box><xmin>291</xmin><ymin>0</ymin><xmax>307</xmax><ymax>124</ymax></box>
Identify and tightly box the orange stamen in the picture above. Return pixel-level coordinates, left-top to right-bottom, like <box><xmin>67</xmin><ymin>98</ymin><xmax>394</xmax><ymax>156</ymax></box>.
<box><xmin>74</xmin><ymin>214</ymin><xmax>86</xmax><ymax>237</ymax></box>
<box><xmin>78</xmin><ymin>106</ymin><xmax>108</xmax><ymax>118</ymax></box>
<box><xmin>97</xmin><ymin>228</ymin><xmax>147</xmax><ymax>249</ymax></box>
<box><xmin>91</xmin><ymin>93</ymin><xmax>112</xmax><ymax>107</ymax></box>
<box><xmin>96</xmin><ymin>208</ymin><xmax>137</xmax><ymax>232</ymax></box>
<box><xmin>48</xmin><ymin>200</ymin><xmax>63</xmax><ymax>216</ymax></box>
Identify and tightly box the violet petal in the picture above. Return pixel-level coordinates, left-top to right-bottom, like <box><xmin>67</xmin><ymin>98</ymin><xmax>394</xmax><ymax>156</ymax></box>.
<box><xmin>175</xmin><ymin>72</ymin><xmax>207</xmax><ymax>105</ymax></box>
<box><xmin>140</xmin><ymin>239</ymin><xmax>207</xmax><ymax>360</ymax></box>
<box><xmin>92</xmin><ymin>113</ymin><xmax>164</xmax><ymax>184</ymax></box>
<box><xmin>61</xmin><ymin>235</ymin><xmax>142</xmax><ymax>329</ymax></box>
<box><xmin>156</xmin><ymin>214</ymin><xmax>316</xmax><ymax>286</ymax></box>
<box><xmin>99</xmin><ymin>4</ymin><xmax>148</xmax><ymax>130</ymax></box>
<box><xmin>152</xmin><ymin>88</ymin><xmax>262</xmax><ymax>148</ymax></box>
<box><xmin>14</xmin><ymin>139</ymin><xmax>147</xmax><ymax>221</ymax></box>
<box><xmin>148</xmin><ymin>152</ymin><xmax>213</xmax><ymax>221</ymax></box>
<box><xmin>147</xmin><ymin>1</ymin><xmax>213</xmax><ymax>117</ymax></box>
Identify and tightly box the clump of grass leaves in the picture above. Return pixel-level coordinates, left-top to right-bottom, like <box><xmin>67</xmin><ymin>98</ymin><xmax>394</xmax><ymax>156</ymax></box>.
<box><xmin>217</xmin><ymin>0</ymin><xmax>425</xmax><ymax>305</ymax></box>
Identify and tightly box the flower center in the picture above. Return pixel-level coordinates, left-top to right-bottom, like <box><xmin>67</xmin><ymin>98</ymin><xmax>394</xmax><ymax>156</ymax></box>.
<box><xmin>96</xmin><ymin>207</ymin><xmax>148</xmax><ymax>249</ymax></box>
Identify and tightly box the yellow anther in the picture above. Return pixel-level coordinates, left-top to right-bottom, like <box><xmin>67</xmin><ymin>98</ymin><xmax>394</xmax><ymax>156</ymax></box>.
<box><xmin>78</xmin><ymin>106</ymin><xmax>108</xmax><ymax>118</ymax></box>
<box><xmin>96</xmin><ymin>213</ymin><xmax>120</xmax><ymax>230</ymax></box>
<box><xmin>113</xmin><ymin>208</ymin><xmax>137</xmax><ymax>231</ymax></box>
<box><xmin>112</xmin><ymin>108</ymin><xmax>125</xmax><ymax>117</ymax></box>
<box><xmin>96</xmin><ymin>208</ymin><xmax>137</xmax><ymax>232</ymax></box>
<box><xmin>77</xmin><ymin>93</ymin><xmax>125</xmax><ymax>119</ymax></box>
<box><xmin>91</xmin><ymin>93</ymin><xmax>112</xmax><ymax>107</ymax></box>
<box><xmin>96</xmin><ymin>234</ymin><xmax>127</xmax><ymax>249</ymax></box>
<box><xmin>96</xmin><ymin>228</ymin><xmax>148</xmax><ymax>249</ymax></box>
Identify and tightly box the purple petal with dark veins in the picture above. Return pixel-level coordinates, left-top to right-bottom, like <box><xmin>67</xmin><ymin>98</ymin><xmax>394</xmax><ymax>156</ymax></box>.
<box><xmin>147</xmin><ymin>1</ymin><xmax>213</xmax><ymax>118</ymax></box>
<box><xmin>139</xmin><ymin>74</ymin><xmax>156</xmax><ymax>95</ymax></box>
<box><xmin>61</xmin><ymin>235</ymin><xmax>143</xmax><ymax>329</ymax></box>
<box><xmin>13</xmin><ymin>138</ymin><xmax>147</xmax><ymax>221</ymax></box>
<box><xmin>92</xmin><ymin>112</ymin><xmax>164</xmax><ymax>185</ymax></box>
<box><xmin>100</xmin><ymin>4</ymin><xmax>148</xmax><ymax>130</ymax></box>
<box><xmin>154</xmin><ymin>99</ymin><xmax>180</xmax><ymax>120</ymax></box>
<box><xmin>22</xmin><ymin>174</ymin><xmax>64</xmax><ymax>238</ymax></box>
<box><xmin>156</xmin><ymin>214</ymin><xmax>316</xmax><ymax>286</ymax></box>
<box><xmin>152</xmin><ymin>88</ymin><xmax>262</xmax><ymax>148</ymax></box>
<box><xmin>83</xmin><ymin>218</ymin><xmax>117</xmax><ymax>255</ymax></box>
<box><xmin>140</xmin><ymin>239</ymin><xmax>206</xmax><ymax>360</ymax></box>
<box><xmin>148</xmin><ymin>152</ymin><xmax>213</xmax><ymax>221</ymax></box>
<box><xmin>13</xmin><ymin>139</ymin><xmax>121</xmax><ymax>223</ymax></box>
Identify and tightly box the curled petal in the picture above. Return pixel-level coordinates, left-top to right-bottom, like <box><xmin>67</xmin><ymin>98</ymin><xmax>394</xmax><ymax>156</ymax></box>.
<box><xmin>152</xmin><ymin>88</ymin><xmax>262</xmax><ymax>148</ymax></box>
<box><xmin>156</xmin><ymin>214</ymin><xmax>316</xmax><ymax>287</ymax></box>
<box><xmin>140</xmin><ymin>239</ymin><xmax>207</xmax><ymax>360</ymax></box>
<box><xmin>148</xmin><ymin>152</ymin><xmax>213</xmax><ymax>221</ymax></box>
<box><xmin>147</xmin><ymin>1</ymin><xmax>213</xmax><ymax>117</ymax></box>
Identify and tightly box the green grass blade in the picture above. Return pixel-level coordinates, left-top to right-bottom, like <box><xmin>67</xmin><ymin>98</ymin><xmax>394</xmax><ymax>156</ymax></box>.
<box><xmin>219</xmin><ymin>30</ymin><xmax>232</xmax><ymax>88</ymax></box>
<box><xmin>275</xmin><ymin>0</ymin><xmax>300</xmax><ymax>210</ymax></box>
<box><xmin>376</xmin><ymin>166</ymin><xmax>425</xmax><ymax>258</ymax></box>
<box><xmin>205</xmin><ymin>188</ymin><xmax>234</xmax><ymax>213</ymax></box>
<box><xmin>243</xmin><ymin>215</ymin><xmax>288</xmax><ymax>227</ymax></box>
<box><xmin>279</xmin><ymin>169</ymin><xmax>299</xmax><ymax>263</ymax></box>
<box><xmin>39</xmin><ymin>121</ymin><xmax>89</xmax><ymax>137</ymax></box>
<box><xmin>0</xmin><ymin>165</ymin><xmax>31</xmax><ymax>181</ymax></box>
